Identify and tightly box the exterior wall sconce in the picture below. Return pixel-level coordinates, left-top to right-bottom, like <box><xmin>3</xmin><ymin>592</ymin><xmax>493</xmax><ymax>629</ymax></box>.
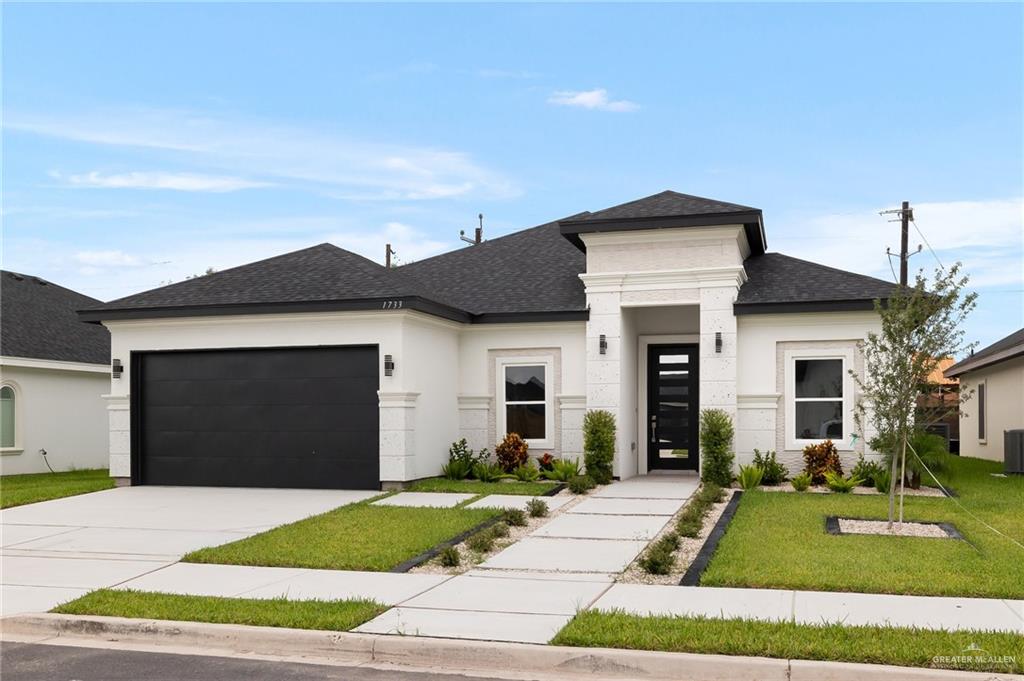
<box><xmin>112</xmin><ymin>358</ymin><xmax>123</xmax><ymax>379</ymax></box>
<box><xmin>715</xmin><ymin>332</ymin><xmax>723</xmax><ymax>354</ymax></box>
<box><xmin>384</xmin><ymin>354</ymin><xmax>395</xmax><ymax>377</ymax></box>
<box><xmin>599</xmin><ymin>334</ymin><xmax>607</xmax><ymax>355</ymax></box>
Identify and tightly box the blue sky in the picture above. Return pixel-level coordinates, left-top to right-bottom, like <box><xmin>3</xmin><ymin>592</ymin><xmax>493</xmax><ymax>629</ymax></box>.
<box><xmin>3</xmin><ymin>3</ymin><xmax>1021</xmax><ymax>351</ymax></box>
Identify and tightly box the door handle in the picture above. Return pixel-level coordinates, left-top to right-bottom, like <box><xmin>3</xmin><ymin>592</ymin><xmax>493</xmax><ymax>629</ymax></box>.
<box><xmin>649</xmin><ymin>414</ymin><xmax>657</xmax><ymax>443</ymax></box>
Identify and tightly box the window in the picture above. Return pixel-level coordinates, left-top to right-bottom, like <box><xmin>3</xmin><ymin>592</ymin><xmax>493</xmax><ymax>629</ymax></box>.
<box><xmin>977</xmin><ymin>381</ymin><xmax>986</xmax><ymax>441</ymax></box>
<box><xmin>496</xmin><ymin>357</ymin><xmax>553</xmax><ymax>448</ymax></box>
<box><xmin>1</xmin><ymin>385</ymin><xmax>15</xmax><ymax>449</ymax></box>
<box><xmin>785</xmin><ymin>349</ymin><xmax>854</xmax><ymax>451</ymax></box>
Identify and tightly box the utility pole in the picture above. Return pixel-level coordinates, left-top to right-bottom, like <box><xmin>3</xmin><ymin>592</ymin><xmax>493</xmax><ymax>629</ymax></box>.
<box><xmin>881</xmin><ymin>200</ymin><xmax>915</xmax><ymax>286</ymax></box>
<box><xmin>385</xmin><ymin>243</ymin><xmax>396</xmax><ymax>268</ymax></box>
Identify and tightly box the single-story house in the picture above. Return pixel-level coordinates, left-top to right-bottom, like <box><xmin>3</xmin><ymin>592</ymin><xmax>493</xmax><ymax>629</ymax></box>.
<box><xmin>945</xmin><ymin>328</ymin><xmax>1024</xmax><ymax>463</ymax></box>
<box><xmin>1</xmin><ymin>271</ymin><xmax>111</xmax><ymax>475</ymax></box>
<box><xmin>79</xmin><ymin>191</ymin><xmax>897</xmax><ymax>489</ymax></box>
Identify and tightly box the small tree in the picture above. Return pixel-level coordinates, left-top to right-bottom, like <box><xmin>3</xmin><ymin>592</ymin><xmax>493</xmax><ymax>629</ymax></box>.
<box><xmin>699</xmin><ymin>409</ymin><xmax>735</xmax><ymax>487</ymax></box>
<box><xmin>583</xmin><ymin>409</ymin><xmax>616</xmax><ymax>485</ymax></box>
<box><xmin>851</xmin><ymin>263</ymin><xmax>976</xmax><ymax>527</ymax></box>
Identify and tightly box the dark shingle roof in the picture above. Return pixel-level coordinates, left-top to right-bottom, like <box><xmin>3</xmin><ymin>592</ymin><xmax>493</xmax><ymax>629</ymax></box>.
<box><xmin>945</xmin><ymin>328</ymin><xmax>1024</xmax><ymax>377</ymax></box>
<box><xmin>735</xmin><ymin>253</ymin><xmax>898</xmax><ymax>313</ymax></box>
<box><xmin>79</xmin><ymin>244</ymin><xmax>466</xmax><ymax>320</ymax></box>
<box><xmin>568</xmin><ymin>190</ymin><xmax>758</xmax><ymax>223</ymax></box>
<box><xmin>401</xmin><ymin>218</ymin><xmax>587</xmax><ymax>318</ymax></box>
<box><xmin>2</xmin><ymin>271</ymin><xmax>110</xmax><ymax>364</ymax></box>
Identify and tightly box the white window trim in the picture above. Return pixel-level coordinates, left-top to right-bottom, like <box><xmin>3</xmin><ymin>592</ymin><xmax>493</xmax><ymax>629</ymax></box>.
<box><xmin>495</xmin><ymin>355</ymin><xmax>554</xmax><ymax>450</ymax></box>
<box><xmin>784</xmin><ymin>348</ymin><xmax>855</xmax><ymax>452</ymax></box>
<box><xmin>977</xmin><ymin>379</ymin><xmax>987</xmax><ymax>444</ymax></box>
<box><xmin>0</xmin><ymin>380</ymin><xmax>23</xmax><ymax>454</ymax></box>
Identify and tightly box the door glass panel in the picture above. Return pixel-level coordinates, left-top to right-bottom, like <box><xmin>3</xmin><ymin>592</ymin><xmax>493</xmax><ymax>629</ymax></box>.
<box><xmin>661</xmin><ymin>355</ymin><xmax>689</xmax><ymax>364</ymax></box>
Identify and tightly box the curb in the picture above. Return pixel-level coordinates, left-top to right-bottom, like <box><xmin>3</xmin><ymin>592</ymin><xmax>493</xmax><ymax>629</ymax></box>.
<box><xmin>2</xmin><ymin>613</ymin><xmax>1016</xmax><ymax>681</ymax></box>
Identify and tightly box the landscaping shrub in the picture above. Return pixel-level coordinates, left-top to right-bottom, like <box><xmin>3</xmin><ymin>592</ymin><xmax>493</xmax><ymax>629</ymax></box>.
<box><xmin>675</xmin><ymin>484</ymin><xmax>721</xmax><ymax>537</ymax></box>
<box><xmin>526</xmin><ymin>498</ymin><xmax>549</xmax><ymax>518</ymax></box>
<box><xmin>699</xmin><ymin>409</ymin><xmax>735</xmax><ymax>487</ymax></box>
<box><xmin>873</xmin><ymin>468</ymin><xmax>891</xmax><ymax>494</ymax></box>
<box><xmin>472</xmin><ymin>462</ymin><xmax>508</xmax><ymax>483</ymax></box>
<box><xmin>737</xmin><ymin>464</ymin><xmax>764</xmax><ymax>490</ymax></box>
<box><xmin>568</xmin><ymin>474</ymin><xmax>596</xmax><ymax>495</ymax></box>
<box><xmin>489</xmin><ymin>521</ymin><xmax>510</xmax><ymax>539</ymax></box>
<box><xmin>441</xmin><ymin>459</ymin><xmax>471</xmax><ymax>481</ymax></box>
<box><xmin>790</xmin><ymin>472</ymin><xmax>812</xmax><ymax>492</ymax></box>
<box><xmin>583</xmin><ymin>409</ymin><xmax>616</xmax><ymax>485</ymax></box>
<box><xmin>870</xmin><ymin>430</ymin><xmax>951</xmax><ymax>489</ymax></box>
<box><xmin>802</xmin><ymin>439</ymin><xmax>842</xmax><ymax>484</ymax></box>
<box><xmin>752</xmin><ymin>449</ymin><xmax>788</xmax><ymax>485</ymax></box>
<box><xmin>439</xmin><ymin>546</ymin><xmax>460</xmax><ymax>567</ymax></box>
<box><xmin>502</xmin><ymin>508</ymin><xmax>528</xmax><ymax>527</ymax></box>
<box><xmin>638</xmin><ymin>533</ymin><xmax>680</xmax><ymax>575</ymax></box>
<box><xmin>851</xmin><ymin>453</ymin><xmax>885</xmax><ymax>488</ymax></box>
<box><xmin>466</xmin><ymin>529</ymin><xmax>495</xmax><ymax>553</ymax></box>
<box><xmin>511</xmin><ymin>462</ymin><xmax>540</xmax><ymax>482</ymax></box>
<box><xmin>696</xmin><ymin>483</ymin><xmax>725</xmax><ymax>505</ymax></box>
<box><xmin>676</xmin><ymin>516</ymin><xmax>703</xmax><ymax>538</ymax></box>
<box><xmin>542</xmin><ymin>458</ymin><xmax>581</xmax><ymax>482</ymax></box>
<box><xmin>824</xmin><ymin>471</ymin><xmax>861</xmax><ymax>493</ymax></box>
<box><xmin>449</xmin><ymin>439</ymin><xmax>487</xmax><ymax>469</ymax></box>
<box><xmin>536</xmin><ymin>453</ymin><xmax>554</xmax><ymax>471</ymax></box>
<box><xmin>495</xmin><ymin>433</ymin><xmax>530</xmax><ymax>472</ymax></box>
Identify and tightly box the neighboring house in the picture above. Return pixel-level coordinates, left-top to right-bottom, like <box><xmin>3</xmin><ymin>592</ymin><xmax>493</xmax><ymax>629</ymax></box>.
<box><xmin>79</xmin><ymin>191</ymin><xmax>897</xmax><ymax>489</ymax></box>
<box><xmin>945</xmin><ymin>328</ymin><xmax>1024</xmax><ymax>463</ymax></box>
<box><xmin>1</xmin><ymin>271</ymin><xmax>111</xmax><ymax>475</ymax></box>
<box><xmin>920</xmin><ymin>357</ymin><xmax>960</xmax><ymax>454</ymax></box>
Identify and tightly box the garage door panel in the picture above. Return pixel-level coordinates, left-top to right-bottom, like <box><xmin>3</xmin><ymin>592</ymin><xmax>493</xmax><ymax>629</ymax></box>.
<box><xmin>137</xmin><ymin>347</ymin><xmax>380</xmax><ymax>490</ymax></box>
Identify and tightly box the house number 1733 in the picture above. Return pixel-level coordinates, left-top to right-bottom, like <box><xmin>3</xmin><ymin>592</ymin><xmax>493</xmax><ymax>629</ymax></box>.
<box><xmin>382</xmin><ymin>300</ymin><xmax>403</xmax><ymax>309</ymax></box>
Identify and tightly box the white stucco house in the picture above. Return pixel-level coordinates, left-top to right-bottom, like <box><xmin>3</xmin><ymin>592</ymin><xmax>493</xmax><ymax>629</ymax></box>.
<box><xmin>78</xmin><ymin>191</ymin><xmax>896</xmax><ymax>489</ymax></box>
<box><xmin>945</xmin><ymin>328</ymin><xmax>1024</xmax><ymax>463</ymax></box>
<box><xmin>1</xmin><ymin>271</ymin><xmax>111</xmax><ymax>475</ymax></box>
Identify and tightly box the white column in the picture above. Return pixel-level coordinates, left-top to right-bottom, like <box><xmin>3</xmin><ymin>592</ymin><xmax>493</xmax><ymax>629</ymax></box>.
<box><xmin>456</xmin><ymin>394</ymin><xmax>491</xmax><ymax>453</ymax></box>
<box><xmin>586</xmin><ymin>290</ymin><xmax>624</xmax><ymax>474</ymax></box>
<box><xmin>104</xmin><ymin>394</ymin><xmax>131</xmax><ymax>481</ymax></box>
<box><xmin>699</xmin><ymin>286</ymin><xmax>739</xmax><ymax>472</ymax></box>
<box><xmin>378</xmin><ymin>391</ymin><xmax>418</xmax><ymax>483</ymax></box>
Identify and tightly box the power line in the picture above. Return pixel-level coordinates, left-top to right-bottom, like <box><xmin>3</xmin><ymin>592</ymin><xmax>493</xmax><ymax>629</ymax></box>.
<box><xmin>911</xmin><ymin>218</ymin><xmax>945</xmax><ymax>271</ymax></box>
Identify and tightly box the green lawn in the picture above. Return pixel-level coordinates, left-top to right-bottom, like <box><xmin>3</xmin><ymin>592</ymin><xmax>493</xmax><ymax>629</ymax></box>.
<box><xmin>54</xmin><ymin>589</ymin><xmax>385</xmax><ymax>632</ymax></box>
<box><xmin>552</xmin><ymin>611</ymin><xmax>1024</xmax><ymax>674</ymax></box>
<box><xmin>0</xmin><ymin>469</ymin><xmax>115</xmax><ymax>509</ymax></box>
<box><xmin>405</xmin><ymin>477</ymin><xmax>557</xmax><ymax>496</ymax></box>
<box><xmin>702</xmin><ymin>456</ymin><xmax>1024</xmax><ymax>598</ymax></box>
<box><xmin>183</xmin><ymin>499</ymin><xmax>498</xmax><ymax>571</ymax></box>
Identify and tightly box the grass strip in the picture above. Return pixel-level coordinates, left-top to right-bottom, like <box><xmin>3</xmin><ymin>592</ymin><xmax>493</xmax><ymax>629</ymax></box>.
<box><xmin>552</xmin><ymin>610</ymin><xmax>1024</xmax><ymax>674</ymax></box>
<box><xmin>0</xmin><ymin>469</ymin><xmax>115</xmax><ymax>509</ymax></box>
<box><xmin>183</xmin><ymin>502</ymin><xmax>498</xmax><ymax>571</ymax></box>
<box><xmin>405</xmin><ymin>478</ymin><xmax>557</xmax><ymax>496</ymax></box>
<box><xmin>701</xmin><ymin>456</ymin><xmax>1024</xmax><ymax>598</ymax></box>
<box><xmin>53</xmin><ymin>589</ymin><xmax>385</xmax><ymax>632</ymax></box>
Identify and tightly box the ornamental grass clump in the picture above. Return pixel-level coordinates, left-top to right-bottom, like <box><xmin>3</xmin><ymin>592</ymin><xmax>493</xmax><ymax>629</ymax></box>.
<box><xmin>526</xmin><ymin>498</ymin><xmax>549</xmax><ymax>518</ymax></box>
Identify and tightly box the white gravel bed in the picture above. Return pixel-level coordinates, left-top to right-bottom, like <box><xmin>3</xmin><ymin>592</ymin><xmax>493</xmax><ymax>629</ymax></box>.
<box><xmin>758</xmin><ymin>483</ymin><xmax>946</xmax><ymax>497</ymax></box>
<box><xmin>410</xmin><ymin>489</ymin><xmax>582</xmax><ymax>575</ymax></box>
<box><xmin>617</xmin><ymin>487</ymin><xmax>737</xmax><ymax>586</ymax></box>
<box><xmin>837</xmin><ymin>518</ymin><xmax>952</xmax><ymax>538</ymax></box>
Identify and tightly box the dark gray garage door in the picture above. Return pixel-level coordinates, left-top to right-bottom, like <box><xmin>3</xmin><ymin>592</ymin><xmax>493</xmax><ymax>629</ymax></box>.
<box><xmin>133</xmin><ymin>346</ymin><xmax>380</xmax><ymax>490</ymax></box>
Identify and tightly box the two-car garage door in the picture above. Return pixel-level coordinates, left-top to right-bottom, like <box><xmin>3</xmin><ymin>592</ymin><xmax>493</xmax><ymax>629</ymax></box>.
<box><xmin>133</xmin><ymin>346</ymin><xmax>380</xmax><ymax>490</ymax></box>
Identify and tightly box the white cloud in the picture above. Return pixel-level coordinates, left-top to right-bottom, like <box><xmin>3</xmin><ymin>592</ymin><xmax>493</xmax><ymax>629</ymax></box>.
<box><xmin>61</xmin><ymin>171</ymin><xmax>268</xmax><ymax>193</ymax></box>
<box><xmin>772</xmin><ymin>197</ymin><xmax>1023</xmax><ymax>289</ymax></box>
<box><xmin>7</xmin><ymin>107</ymin><xmax>520</xmax><ymax>201</ymax></box>
<box><xmin>73</xmin><ymin>250</ymin><xmax>148</xmax><ymax>273</ymax></box>
<box><xmin>548</xmin><ymin>88</ymin><xmax>639</xmax><ymax>112</ymax></box>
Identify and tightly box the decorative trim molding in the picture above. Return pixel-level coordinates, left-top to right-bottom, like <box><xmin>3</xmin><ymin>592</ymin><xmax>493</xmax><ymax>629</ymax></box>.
<box><xmin>1</xmin><ymin>356</ymin><xmax>109</xmax><ymax>374</ymax></box>
<box><xmin>580</xmin><ymin>266</ymin><xmax>746</xmax><ymax>294</ymax></box>
<box><xmin>457</xmin><ymin>394</ymin><xmax>492</xmax><ymax>410</ymax></box>
<box><xmin>556</xmin><ymin>394</ymin><xmax>587</xmax><ymax>409</ymax></box>
<box><xmin>737</xmin><ymin>393</ymin><xmax>782</xmax><ymax>410</ymax></box>
<box><xmin>378</xmin><ymin>391</ymin><xmax>420</xmax><ymax>408</ymax></box>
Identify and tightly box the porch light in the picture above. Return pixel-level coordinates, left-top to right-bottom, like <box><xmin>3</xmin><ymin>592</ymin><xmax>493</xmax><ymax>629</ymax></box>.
<box><xmin>715</xmin><ymin>332</ymin><xmax>723</xmax><ymax>354</ymax></box>
<box><xmin>112</xmin><ymin>358</ymin><xmax>123</xmax><ymax>379</ymax></box>
<box><xmin>384</xmin><ymin>354</ymin><xmax>395</xmax><ymax>377</ymax></box>
<box><xmin>599</xmin><ymin>335</ymin><xmax>607</xmax><ymax>355</ymax></box>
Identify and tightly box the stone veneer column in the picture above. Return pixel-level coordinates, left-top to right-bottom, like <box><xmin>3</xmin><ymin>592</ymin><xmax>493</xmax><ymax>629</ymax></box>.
<box><xmin>456</xmin><ymin>395</ymin><xmax>492</xmax><ymax>453</ymax></box>
<box><xmin>558</xmin><ymin>395</ymin><xmax>587</xmax><ymax>458</ymax></box>
<box><xmin>586</xmin><ymin>290</ymin><xmax>623</xmax><ymax>473</ymax></box>
<box><xmin>105</xmin><ymin>394</ymin><xmax>131</xmax><ymax>482</ymax></box>
<box><xmin>378</xmin><ymin>391</ymin><xmax>418</xmax><ymax>484</ymax></box>
<box><xmin>699</xmin><ymin>286</ymin><xmax>739</xmax><ymax>423</ymax></box>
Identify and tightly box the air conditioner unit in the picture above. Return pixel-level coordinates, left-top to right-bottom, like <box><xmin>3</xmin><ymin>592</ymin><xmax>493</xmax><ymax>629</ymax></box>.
<box><xmin>1005</xmin><ymin>430</ymin><xmax>1024</xmax><ymax>475</ymax></box>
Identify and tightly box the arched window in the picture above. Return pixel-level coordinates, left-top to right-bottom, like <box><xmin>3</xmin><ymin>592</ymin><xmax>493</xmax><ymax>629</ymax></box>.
<box><xmin>0</xmin><ymin>385</ymin><xmax>15</xmax><ymax>448</ymax></box>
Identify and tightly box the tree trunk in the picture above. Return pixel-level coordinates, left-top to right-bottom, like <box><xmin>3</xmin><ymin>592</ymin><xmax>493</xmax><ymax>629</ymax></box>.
<box><xmin>887</xmin><ymin>431</ymin><xmax>901</xmax><ymax>529</ymax></box>
<box><xmin>898</xmin><ymin>436</ymin><xmax>907</xmax><ymax>526</ymax></box>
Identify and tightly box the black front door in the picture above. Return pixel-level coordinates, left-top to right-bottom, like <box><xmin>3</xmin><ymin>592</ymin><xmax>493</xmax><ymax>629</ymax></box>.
<box><xmin>647</xmin><ymin>344</ymin><xmax>699</xmax><ymax>471</ymax></box>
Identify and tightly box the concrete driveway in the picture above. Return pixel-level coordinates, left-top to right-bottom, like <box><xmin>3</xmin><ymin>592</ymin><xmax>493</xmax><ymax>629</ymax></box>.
<box><xmin>0</xmin><ymin>486</ymin><xmax>378</xmax><ymax>616</ymax></box>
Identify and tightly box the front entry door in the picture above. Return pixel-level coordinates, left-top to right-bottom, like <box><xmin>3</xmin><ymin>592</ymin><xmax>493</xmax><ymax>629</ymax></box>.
<box><xmin>647</xmin><ymin>344</ymin><xmax>699</xmax><ymax>471</ymax></box>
